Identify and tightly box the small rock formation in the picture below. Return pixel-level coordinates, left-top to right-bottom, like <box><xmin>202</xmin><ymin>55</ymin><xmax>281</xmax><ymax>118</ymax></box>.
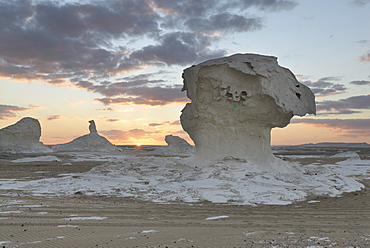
<box><xmin>0</xmin><ymin>117</ymin><xmax>52</xmax><ymax>153</ymax></box>
<box><xmin>52</xmin><ymin>120</ymin><xmax>120</xmax><ymax>152</ymax></box>
<box><xmin>89</xmin><ymin>120</ymin><xmax>97</xmax><ymax>133</ymax></box>
<box><xmin>164</xmin><ymin>135</ymin><xmax>194</xmax><ymax>156</ymax></box>
<box><xmin>148</xmin><ymin>135</ymin><xmax>194</xmax><ymax>157</ymax></box>
<box><xmin>180</xmin><ymin>53</ymin><xmax>316</xmax><ymax>167</ymax></box>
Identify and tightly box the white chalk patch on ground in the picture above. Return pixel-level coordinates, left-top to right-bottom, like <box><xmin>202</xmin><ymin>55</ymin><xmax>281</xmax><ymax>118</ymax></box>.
<box><xmin>244</xmin><ymin>231</ymin><xmax>266</xmax><ymax>236</ymax></box>
<box><xmin>0</xmin><ymin>210</ymin><xmax>23</xmax><ymax>214</ymax></box>
<box><xmin>0</xmin><ymin>152</ymin><xmax>369</xmax><ymax>205</ymax></box>
<box><xmin>37</xmin><ymin>212</ymin><xmax>48</xmax><ymax>215</ymax></box>
<box><xmin>57</xmin><ymin>225</ymin><xmax>79</xmax><ymax>228</ymax></box>
<box><xmin>0</xmin><ymin>241</ymin><xmax>11</xmax><ymax>245</ymax></box>
<box><xmin>307</xmin><ymin>200</ymin><xmax>320</xmax><ymax>203</ymax></box>
<box><xmin>139</xmin><ymin>230</ymin><xmax>159</xmax><ymax>233</ymax></box>
<box><xmin>205</xmin><ymin>215</ymin><xmax>229</xmax><ymax>220</ymax></box>
<box><xmin>60</xmin><ymin>216</ymin><xmax>107</xmax><ymax>221</ymax></box>
<box><xmin>26</xmin><ymin>241</ymin><xmax>42</xmax><ymax>244</ymax></box>
<box><xmin>11</xmin><ymin>155</ymin><xmax>61</xmax><ymax>163</ymax></box>
<box><xmin>18</xmin><ymin>204</ymin><xmax>48</xmax><ymax>208</ymax></box>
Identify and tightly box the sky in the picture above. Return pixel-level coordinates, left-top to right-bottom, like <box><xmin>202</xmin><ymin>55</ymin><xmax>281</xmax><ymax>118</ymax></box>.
<box><xmin>0</xmin><ymin>0</ymin><xmax>370</xmax><ymax>146</ymax></box>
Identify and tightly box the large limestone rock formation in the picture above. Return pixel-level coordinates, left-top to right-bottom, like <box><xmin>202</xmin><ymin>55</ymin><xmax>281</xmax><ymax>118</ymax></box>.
<box><xmin>181</xmin><ymin>53</ymin><xmax>315</xmax><ymax>165</ymax></box>
<box><xmin>0</xmin><ymin>117</ymin><xmax>52</xmax><ymax>153</ymax></box>
<box><xmin>52</xmin><ymin>120</ymin><xmax>120</xmax><ymax>152</ymax></box>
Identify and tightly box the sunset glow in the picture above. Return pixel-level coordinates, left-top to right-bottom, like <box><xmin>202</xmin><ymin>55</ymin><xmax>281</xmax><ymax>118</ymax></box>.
<box><xmin>0</xmin><ymin>0</ymin><xmax>369</xmax><ymax>146</ymax></box>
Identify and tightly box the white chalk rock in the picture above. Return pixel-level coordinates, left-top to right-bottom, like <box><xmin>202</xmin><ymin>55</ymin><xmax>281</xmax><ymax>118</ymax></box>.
<box><xmin>181</xmin><ymin>53</ymin><xmax>315</xmax><ymax>168</ymax></box>
<box><xmin>52</xmin><ymin>120</ymin><xmax>120</xmax><ymax>152</ymax></box>
<box><xmin>148</xmin><ymin>135</ymin><xmax>194</xmax><ymax>157</ymax></box>
<box><xmin>0</xmin><ymin>117</ymin><xmax>52</xmax><ymax>153</ymax></box>
<box><xmin>164</xmin><ymin>135</ymin><xmax>194</xmax><ymax>156</ymax></box>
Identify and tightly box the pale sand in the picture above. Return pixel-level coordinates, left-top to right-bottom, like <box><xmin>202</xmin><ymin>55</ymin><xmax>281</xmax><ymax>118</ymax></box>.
<box><xmin>0</xmin><ymin>156</ymin><xmax>369</xmax><ymax>247</ymax></box>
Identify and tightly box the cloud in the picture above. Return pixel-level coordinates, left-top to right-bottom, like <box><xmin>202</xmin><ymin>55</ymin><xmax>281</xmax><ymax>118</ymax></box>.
<box><xmin>148</xmin><ymin>120</ymin><xmax>181</xmax><ymax>127</ymax></box>
<box><xmin>229</xmin><ymin>0</ymin><xmax>298</xmax><ymax>12</ymax></box>
<box><xmin>106</xmin><ymin>119</ymin><xmax>120</xmax><ymax>122</ymax></box>
<box><xmin>291</xmin><ymin>118</ymin><xmax>370</xmax><ymax>137</ymax></box>
<box><xmin>0</xmin><ymin>104</ymin><xmax>36</xmax><ymax>120</ymax></box>
<box><xmin>316</xmin><ymin>95</ymin><xmax>370</xmax><ymax>114</ymax></box>
<box><xmin>46</xmin><ymin>115</ymin><xmax>61</xmax><ymax>121</ymax></box>
<box><xmin>76</xmin><ymin>74</ymin><xmax>188</xmax><ymax>106</ymax></box>
<box><xmin>360</xmin><ymin>53</ymin><xmax>370</xmax><ymax>62</ymax></box>
<box><xmin>351</xmin><ymin>0</ymin><xmax>370</xmax><ymax>6</ymax></box>
<box><xmin>184</xmin><ymin>13</ymin><xmax>262</xmax><ymax>34</ymax></box>
<box><xmin>302</xmin><ymin>77</ymin><xmax>347</xmax><ymax>96</ymax></box>
<box><xmin>0</xmin><ymin>0</ymin><xmax>298</xmax><ymax>105</ymax></box>
<box><xmin>350</xmin><ymin>80</ymin><xmax>370</xmax><ymax>85</ymax></box>
<box><xmin>130</xmin><ymin>32</ymin><xmax>226</xmax><ymax>66</ymax></box>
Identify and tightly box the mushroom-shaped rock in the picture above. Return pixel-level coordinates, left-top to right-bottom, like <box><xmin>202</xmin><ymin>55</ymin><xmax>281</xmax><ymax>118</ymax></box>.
<box><xmin>0</xmin><ymin>117</ymin><xmax>52</xmax><ymax>153</ymax></box>
<box><xmin>180</xmin><ymin>54</ymin><xmax>315</xmax><ymax>164</ymax></box>
<box><xmin>52</xmin><ymin>120</ymin><xmax>120</xmax><ymax>152</ymax></box>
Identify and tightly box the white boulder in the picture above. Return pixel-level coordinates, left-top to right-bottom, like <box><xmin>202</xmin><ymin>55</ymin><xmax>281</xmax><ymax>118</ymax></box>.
<box><xmin>0</xmin><ymin>117</ymin><xmax>52</xmax><ymax>153</ymax></box>
<box><xmin>180</xmin><ymin>53</ymin><xmax>316</xmax><ymax>168</ymax></box>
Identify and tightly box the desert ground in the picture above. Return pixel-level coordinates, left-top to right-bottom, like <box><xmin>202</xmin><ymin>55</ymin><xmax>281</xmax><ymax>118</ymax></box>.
<box><xmin>0</xmin><ymin>149</ymin><xmax>370</xmax><ymax>248</ymax></box>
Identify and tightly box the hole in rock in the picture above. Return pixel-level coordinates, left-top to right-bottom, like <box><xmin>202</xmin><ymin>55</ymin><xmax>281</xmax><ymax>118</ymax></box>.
<box><xmin>295</xmin><ymin>92</ymin><xmax>301</xmax><ymax>99</ymax></box>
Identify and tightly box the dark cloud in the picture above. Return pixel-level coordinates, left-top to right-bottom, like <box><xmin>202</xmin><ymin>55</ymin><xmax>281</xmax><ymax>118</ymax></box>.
<box><xmin>350</xmin><ymin>80</ymin><xmax>370</xmax><ymax>85</ymax></box>
<box><xmin>302</xmin><ymin>77</ymin><xmax>347</xmax><ymax>96</ymax></box>
<box><xmin>130</xmin><ymin>32</ymin><xmax>226</xmax><ymax>66</ymax></box>
<box><xmin>184</xmin><ymin>13</ymin><xmax>262</xmax><ymax>34</ymax></box>
<box><xmin>46</xmin><ymin>115</ymin><xmax>61</xmax><ymax>121</ymax></box>
<box><xmin>0</xmin><ymin>104</ymin><xmax>35</xmax><ymax>120</ymax></box>
<box><xmin>0</xmin><ymin>0</ymin><xmax>298</xmax><ymax>105</ymax></box>
<box><xmin>291</xmin><ymin>118</ymin><xmax>370</xmax><ymax>137</ymax></box>
<box><xmin>94</xmin><ymin>85</ymin><xmax>187</xmax><ymax>106</ymax></box>
<box><xmin>77</xmin><ymin>74</ymin><xmax>188</xmax><ymax>106</ymax></box>
<box><xmin>106</xmin><ymin>119</ymin><xmax>120</xmax><ymax>122</ymax></box>
<box><xmin>228</xmin><ymin>0</ymin><xmax>298</xmax><ymax>12</ymax></box>
<box><xmin>360</xmin><ymin>53</ymin><xmax>370</xmax><ymax>62</ymax></box>
<box><xmin>317</xmin><ymin>95</ymin><xmax>370</xmax><ymax>113</ymax></box>
<box><xmin>351</xmin><ymin>0</ymin><xmax>370</xmax><ymax>6</ymax></box>
<box><xmin>315</xmin><ymin>94</ymin><xmax>370</xmax><ymax>115</ymax></box>
<box><xmin>148</xmin><ymin>120</ymin><xmax>181</xmax><ymax>127</ymax></box>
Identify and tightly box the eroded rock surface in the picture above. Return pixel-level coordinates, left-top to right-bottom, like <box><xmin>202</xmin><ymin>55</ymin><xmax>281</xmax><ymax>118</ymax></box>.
<box><xmin>181</xmin><ymin>53</ymin><xmax>315</xmax><ymax>166</ymax></box>
<box><xmin>0</xmin><ymin>117</ymin><xmax>52</xmax><ymax>153</ymax></box>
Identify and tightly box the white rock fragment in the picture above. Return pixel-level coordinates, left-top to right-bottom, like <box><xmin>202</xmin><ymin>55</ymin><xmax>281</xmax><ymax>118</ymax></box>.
<box><xmin>52</xmin><ymin>120</ymin><xmax>120</xmax><ymax>152</ymax></box>
<box><xmin>180</xmin><ymin>53</ymin><xmax>316</xmax><ymax>169</ymax></box>
<box><xmin>0</xmin><ymin>117</ymin><xmax>52</xmax><ymax>153</ymax></box>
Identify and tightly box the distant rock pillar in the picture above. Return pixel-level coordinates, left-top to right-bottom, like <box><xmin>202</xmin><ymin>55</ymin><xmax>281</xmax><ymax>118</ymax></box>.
<box><xmin>180</xmin><ymin>54</ymin><xmax>316</xmax><ymax>163</ymax></box>
<box><xmin>89</xmin><ymin>120</ymin><xmax>97</xmax><ymax>133</ymax></box>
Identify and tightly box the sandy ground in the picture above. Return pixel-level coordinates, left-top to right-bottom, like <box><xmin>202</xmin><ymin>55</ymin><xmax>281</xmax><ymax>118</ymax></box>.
<box><xmin>0</xmin><ymin>156</ymin><xmax>370</xmax><ymax>247</ymax></box>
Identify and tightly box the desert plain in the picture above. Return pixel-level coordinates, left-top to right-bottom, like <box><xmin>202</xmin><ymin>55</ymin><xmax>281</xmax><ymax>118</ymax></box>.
<box><xmin>0</xmin><ymin>146</ymin><xmax>369</xmax><ymax>248</ymax></box>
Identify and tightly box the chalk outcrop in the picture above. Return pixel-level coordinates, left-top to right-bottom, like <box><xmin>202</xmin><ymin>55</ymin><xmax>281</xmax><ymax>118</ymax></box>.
<box><xmin>164</xmin><ymin>135</ymin><xmax>194</xmax><ymax>156</ymax></box>
<box><xmin>148</xmin><ymin>135</ymin><xmax>194</xmax><ymax>157</ymax></box>
<box><xmin>181</xmin><ymin>54</ymin><xmax>315</xmax><ymax>167</ymax></box>
<box><xmin>0</xmin><ymin>117</ymin><xmax>52</xmax><ymax>153</ymax></box>
<box><xmin>52</xmin><ymin>120</ymin><xmax>120</xmax><ymax>152</ymax></box>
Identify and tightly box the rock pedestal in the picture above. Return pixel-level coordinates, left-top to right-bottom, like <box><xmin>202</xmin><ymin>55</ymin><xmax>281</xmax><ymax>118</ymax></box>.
<box><xmin>180</xmin><ymin>54</ymin><xmax>316</xmax><ymax>164</ymax></box>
